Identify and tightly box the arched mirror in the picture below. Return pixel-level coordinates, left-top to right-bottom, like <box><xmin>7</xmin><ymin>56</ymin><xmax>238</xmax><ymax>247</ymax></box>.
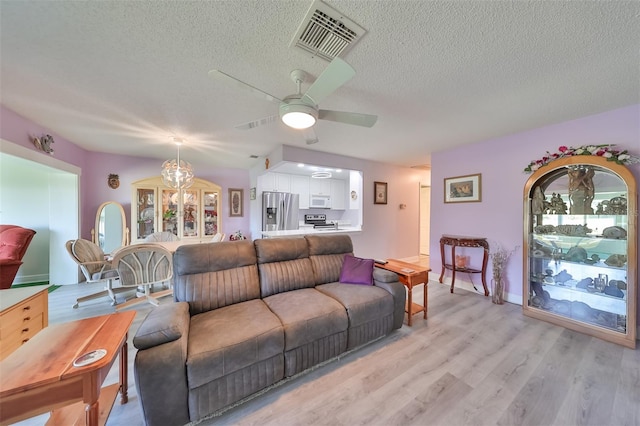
<box><xmin>92</xmin><ymin>201</ymin><xmax>129</xmax><ymax>254</ymax></box>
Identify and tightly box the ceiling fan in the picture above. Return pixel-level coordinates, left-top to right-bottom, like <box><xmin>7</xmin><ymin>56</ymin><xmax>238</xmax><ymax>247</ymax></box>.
<box><xmin>208</xmin><ymin>57</ymin><xmax>377</xmax><ymax>145</ymax></box>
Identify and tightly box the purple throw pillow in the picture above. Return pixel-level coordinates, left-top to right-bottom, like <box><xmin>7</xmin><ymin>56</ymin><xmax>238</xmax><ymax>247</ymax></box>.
<box><xmin>339</xmin><ymin>255</ymin><xmax>374</xmax><ymax>286</ymax></box>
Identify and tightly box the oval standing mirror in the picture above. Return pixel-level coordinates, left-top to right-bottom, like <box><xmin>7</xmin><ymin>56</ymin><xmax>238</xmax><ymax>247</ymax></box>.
<box><xmin>92</xmin><ymin>201</ymin><xmax>129</xmax><ymax>254</ymax></box>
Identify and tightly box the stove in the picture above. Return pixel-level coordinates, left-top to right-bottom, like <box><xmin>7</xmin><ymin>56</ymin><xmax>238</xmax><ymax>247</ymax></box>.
<box><xmin>305</xmin><ymin>214</ymin><xmax>339</xmax><ymax>230</ymax></box>
<box><xmin>304</xmin><ymin>214</ymin><xmax>327</xmax><ymax>226</ymax></box>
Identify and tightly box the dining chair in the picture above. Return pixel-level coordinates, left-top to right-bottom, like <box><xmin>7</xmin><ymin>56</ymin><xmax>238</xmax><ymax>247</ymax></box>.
<box><xmin>66</xmin><ymin>239</ymin><xmax>131</xmax><ymax>308</ymax></box>
<box><xmin>211</xmin><ymin>232</ymin><xmax>226</xmax><ymax>242</ymax></box>
<box><xmin>144</xmin><ymin>231</ymin><xmax>179</xmax><ymax>242</ymax></box>
<box><xmin>111</xmin><ymin>243</ymin><xmax>174</xmax><ymax>310</ymax></box>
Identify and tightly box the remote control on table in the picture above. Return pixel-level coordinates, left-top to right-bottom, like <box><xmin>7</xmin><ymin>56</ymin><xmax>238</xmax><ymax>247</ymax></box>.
<box><xmin>374</xmin><ymin>259</ymin><xmax>388</xmax><ymax>265</ymax></box>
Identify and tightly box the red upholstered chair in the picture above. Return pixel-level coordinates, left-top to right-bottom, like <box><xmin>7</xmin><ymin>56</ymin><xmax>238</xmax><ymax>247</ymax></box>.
<box><xmin>0</xmin><ymin>225</ymin><xmax>37</xmax><ymax>290</ymax></box>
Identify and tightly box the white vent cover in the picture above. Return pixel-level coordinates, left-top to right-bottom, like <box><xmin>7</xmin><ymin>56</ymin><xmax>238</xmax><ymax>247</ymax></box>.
<box><xmin>290</xmin><ymin>0</ymin><xmax>366</xmax><ymax>61</ymax></box>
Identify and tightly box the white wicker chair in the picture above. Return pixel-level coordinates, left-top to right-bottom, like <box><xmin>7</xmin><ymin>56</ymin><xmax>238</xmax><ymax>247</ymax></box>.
<box><xmin>144</xmin><ymin>231</ymin><xmax>179</xmax><ymax>242</ymax></box>
<box><xmin>112</xmin><ymin>243</ymin><xmax>174</xmax><ymax>310</ymax></box>
<box><xmin>66</xmin><ymin>239</ymin><xmax>131</xmax><ymax>308</ymax></box>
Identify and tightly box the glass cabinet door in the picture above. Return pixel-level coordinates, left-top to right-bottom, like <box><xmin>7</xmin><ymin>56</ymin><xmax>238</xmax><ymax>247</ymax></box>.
<box><xmin>182</xmin><ymin>190</ymin><xmax>199</xmax><ymax>238</ymax></box>
<box><xmin>523</xmin><ymin>156</ymin><xmax>637</xmax><ymax>348</ymax></box>
<box><xmin>135</xmin><ymin>188</ymin><xmax>156</xmax><ymax>240</ymax></box>
<box><xmin>203</xmin><ymin>191</ymin><xmax>219</xmax><ymax>236</ymax></box>
<box><xmin>161</xmin><ymin>189</ymin><xmax>179</xmax><ymax>236</ymax></box>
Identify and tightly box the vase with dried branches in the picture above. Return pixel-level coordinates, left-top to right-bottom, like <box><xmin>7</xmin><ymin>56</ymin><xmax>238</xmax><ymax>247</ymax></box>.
<box><xmin>490</xmin><ymin>244</ymin><xmax>519</xmax><ymax>304</ymax></box>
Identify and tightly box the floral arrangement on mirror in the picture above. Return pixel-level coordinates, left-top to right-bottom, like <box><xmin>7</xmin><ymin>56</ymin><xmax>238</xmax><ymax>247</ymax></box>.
<box><xmin>490</xmin><ymin>243</ymin><xmax>519</xmax><ymax>304</ymax></box>
<box><xmin>524</xmin><ymin>144</ymin><xmax>639</xmax><ymax>173</ymax></box>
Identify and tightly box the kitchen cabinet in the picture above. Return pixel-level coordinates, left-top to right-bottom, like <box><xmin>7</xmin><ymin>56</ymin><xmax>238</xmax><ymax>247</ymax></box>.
<box><xmin>132</xmin><ymin>176</ymin><xmax>221</xmax><ymax>243</ymax></box>
<box><xmin>260</xmin><ymin>172</ymin><xmax>291</xmax><ymax>192</ymax></box>
<box><xmin>291</xmin><ymin>175</ymin><xmax>310</xmax><ymax>209</ymax></box>
<box><xmin>330</xmin><ymin>179</ymin><xmax>346</xmax><ymax>210</ymax></box>
<box><xmin>523</xmin><ymin>156</ymin><xmax>637</xmax><ymax>348</ymax></box>
<box><xmin>309</xmin><ymin>178</ymin><xmax>331</xmax><ymax>195</ymax></box>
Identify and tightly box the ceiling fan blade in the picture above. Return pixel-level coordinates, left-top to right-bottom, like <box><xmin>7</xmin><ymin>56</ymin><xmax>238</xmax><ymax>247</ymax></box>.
<box><xmin>235</xmin><ymin>115</ymin><xmax>278</xmax><ymax>130</ymax></box>
<box><xmin>301</xmin><ymin>57</ymin><xmax>355</xmax><ymax>106</ymax></box>
<box><xmin>302</xmin><ymin>127</ymin><xmax>319</xmax><ymax>145</ymax></box>
<box><xmin>208</xmin><ymin>69</ymin><xmax>281</xmax><ymax>103</ymax></box>
<box><xmin>318</xmin><ymin>110</ymin><xmax>378</xmax><ymax>127</ymax></box>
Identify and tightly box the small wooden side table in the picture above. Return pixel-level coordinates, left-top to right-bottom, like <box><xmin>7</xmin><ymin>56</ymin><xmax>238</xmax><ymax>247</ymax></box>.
<box><xmin>439</xmin><ymin>235</ymin><xmax>490</xmax><ymax>296</ymax></box>
<box><xmin>0</xmin><ymin>310</ymin><xmax>136</xmax><ymax>426</ymax></box>
<box><xmin>376</xmin><ymin>259</ymin><xmax>430</xmax><ymax>326</ymax></box>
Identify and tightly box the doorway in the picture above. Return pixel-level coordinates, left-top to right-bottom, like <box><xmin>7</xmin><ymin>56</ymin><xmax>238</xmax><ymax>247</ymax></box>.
<box><xmin>0</xmin><ymin>140</ymin><xmax>79</xmax><ymax>285</ymax></box>
<box><xmin>419</xmin><ymin>184</ymin><xmax>430</xmax><ymax>256</ymax></box>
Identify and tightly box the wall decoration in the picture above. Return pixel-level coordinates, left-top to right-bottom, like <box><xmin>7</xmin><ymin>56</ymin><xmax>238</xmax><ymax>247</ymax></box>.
<box><xmin>250</xmin><ymin>187</ymin><xmax>256</xmax><ymax>200</ymax></box>
<box><xmin>444</xmin><ymin>174</ymin><xmax>482</xmax><ymax>203</ymax></box>
<box><xmin>374</xmin><ymin>181</ymin><xmax>387</xmax><ymax>204</ymax></box>
<box><xmin>108</xmin><ymin>174</ymin><xmax>120</xmax><ymax>189</ymax></box>
<box><xmin>229</xmin><ymin>188</ymin><xmax>244</xmax><ymax>217</ymax></box>
<box><xmin>32</xmin><ymin>134</ymin><xmax>55</xmax><ymax>155</ymax></box>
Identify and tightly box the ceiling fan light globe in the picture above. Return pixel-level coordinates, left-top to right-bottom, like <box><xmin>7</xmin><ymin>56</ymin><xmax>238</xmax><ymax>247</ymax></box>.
<box><xmin>282</xmin><ymin>111</ymin><xmax>316</xmax><ymax>129</ymax></box>
<box><xmin>280</xmin><ymin>99</ymin><xmax>318</xmax><ymax>129</ymax></box>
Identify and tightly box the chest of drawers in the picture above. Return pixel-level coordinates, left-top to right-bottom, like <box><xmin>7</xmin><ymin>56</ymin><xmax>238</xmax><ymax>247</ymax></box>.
<box><xmin>0</xmin><ymin>285</ymin><xmax>49</xmax><ymax>360</ymax></box>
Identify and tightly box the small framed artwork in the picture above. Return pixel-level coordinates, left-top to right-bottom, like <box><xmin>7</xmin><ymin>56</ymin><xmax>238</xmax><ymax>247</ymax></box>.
<box><xmin>444</xmin><ymin>174</ymin><xmax>482</xmax><ymax>203</ymax></box>
<box><xmin>229</xmin><ymin>188</ymin><xmax>244</xmax><ymax>217</ymax></box>
<box><xmin>249</xmin><ymin>187</ymin><xmax>256</xmax><ymax>200</ymax></box>
<box><xmin>374</xmin><ymin>181</ymin><xmax>388</xmax><ymax>205</ymax></box>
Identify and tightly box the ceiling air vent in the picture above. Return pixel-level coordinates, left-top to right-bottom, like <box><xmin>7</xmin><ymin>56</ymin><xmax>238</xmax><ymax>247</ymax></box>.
<box><xmin>290</xmin><ymin>0</ymin><xmax>366</xmax><ymax>61</ymax></box>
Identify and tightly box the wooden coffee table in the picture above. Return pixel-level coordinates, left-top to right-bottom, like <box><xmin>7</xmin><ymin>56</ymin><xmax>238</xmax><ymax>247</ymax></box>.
<box><xmin>376</xmin><ymin>259</ymin><xmax>430</xmax><ymax>326</ymax></box>
<box><xmin>0</xmin><ymin>311</ymin><xmax>136</xmax><ymax>425</ymax></box>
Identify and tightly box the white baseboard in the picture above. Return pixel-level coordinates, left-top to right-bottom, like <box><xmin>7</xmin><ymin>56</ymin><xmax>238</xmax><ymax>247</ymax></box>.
<box><xmin>428</xmin><ymin>271</ymin><xmax>523</xmax><ymax>305</ymax></box>
<box><xmin>13</xmin><ymin>273</ymin><xmax>49</xmax><ymax>284</ymax></box>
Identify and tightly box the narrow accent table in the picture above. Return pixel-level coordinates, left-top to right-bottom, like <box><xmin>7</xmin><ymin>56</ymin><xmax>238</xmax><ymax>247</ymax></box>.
<box><xmin>376</xmin><ymin>259</ymin><xmax>430</xmax><ymax>326</ymax></box>
<box><xmin>439</xmin><ymin>235</ymin><xmax>490</xmax><ymax>296</ymax></box>
<box><xmin>0</xmin><ymin>311</ymin><xmax>136</xmax><ymax>426</ymax></box>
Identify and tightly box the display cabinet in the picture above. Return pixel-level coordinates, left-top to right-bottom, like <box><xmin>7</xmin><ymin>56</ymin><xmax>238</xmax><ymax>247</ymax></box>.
<box><xmin>132</xmin><ymin>176</ymin><xmax>221</xmax><ymax>243</ymax></box>
<box><xmin>523</xmin><ymin>156</ymin><xmax>637</xmax><ymax>348</ymax></box>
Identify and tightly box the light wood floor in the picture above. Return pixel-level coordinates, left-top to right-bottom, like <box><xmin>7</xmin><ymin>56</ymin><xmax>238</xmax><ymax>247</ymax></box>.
<box><xmin>14</xmin><ymin>277</ymin><xmax>640</xmax><ymax>426</ymax></box>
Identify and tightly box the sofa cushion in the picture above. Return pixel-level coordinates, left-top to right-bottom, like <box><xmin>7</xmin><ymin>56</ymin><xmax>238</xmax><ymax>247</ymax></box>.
<box><xmin>306</xmin><ymin>235</ymin><xmax>354</xmax><ymax>285</ymax></box>
<box><xmin>255</xmin><ymin>238</ymin><xmax>317</xmax><ymax>297</ymax></box>
<box><xmin>263</xmin><ymin>288</ymin><xmax>348</xmax><ymax>350</ymax></box>
<box><xmin>174</xmin><ymin>240</ymin><xmax>256</xmax><ymax>275</ymax></box>
<box><xmin>186</xmin><ymin>299</ymin><xmax>284</xmax><ymax>389</ymax></box>
<box><xmin>339</xmin><ymin>255</ymin><xmax>374</xmax><ymax>285</ymax></box>
<box><xmin>306</xmin><ymin>235</ymin><xmax>353</xmax><ymax>256</ymax></box>
<box><xmin>255</xmin><ymin>238</ymin><xmax>309</xmax><ymax>264</ymax></box>
<box><xmin>316</xmin><ymin>283</ymin><xmax>394</xmax><ymax>328</ymax></box>
<box><xmin>173</xmin><ymin>241</ymin><xmax>261</xmax><ymax>314</ymax></box>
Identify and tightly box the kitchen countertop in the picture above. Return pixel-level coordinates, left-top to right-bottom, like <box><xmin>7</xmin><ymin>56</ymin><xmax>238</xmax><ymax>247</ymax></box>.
<box><xmin>261</xmin><ymin>226</ymin><xmax>362</xmax><ymax>238</ymax></box>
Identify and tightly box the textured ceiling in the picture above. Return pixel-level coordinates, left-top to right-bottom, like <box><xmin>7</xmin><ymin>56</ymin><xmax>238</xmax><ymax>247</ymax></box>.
<box><xmin>1</xmin><ymin>1</ymin><xmax>638</xmax><ymax>169</ymax></box>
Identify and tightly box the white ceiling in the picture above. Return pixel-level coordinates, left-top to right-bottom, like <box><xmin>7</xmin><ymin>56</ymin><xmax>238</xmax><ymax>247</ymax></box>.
<box><xmin>1</xmin><ymin>1</ymin><xmax>638</xmax><ymax>170</ymax></box>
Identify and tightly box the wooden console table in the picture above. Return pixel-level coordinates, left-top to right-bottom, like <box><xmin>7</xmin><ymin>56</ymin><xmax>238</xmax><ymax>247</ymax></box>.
<box><xmin>439</xmin><ymin>235</ymin><xmax>489</xmax><ymax>296</ymax></box>
<box><xmin>376</xmin><ymin>259</ymin><xmax>430</xmax><ymax>326</ymax></box>
<box><xmin>0</xmin><ymin>311</ymin><xmax>135</xmax><ymax>426</ymax></box>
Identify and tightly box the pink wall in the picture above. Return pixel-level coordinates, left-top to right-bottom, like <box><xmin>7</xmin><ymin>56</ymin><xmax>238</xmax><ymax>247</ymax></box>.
<box><xmin>430</xmin><ymin>105</ymin><xmax>640</xmax><ymax>306</ymax></box>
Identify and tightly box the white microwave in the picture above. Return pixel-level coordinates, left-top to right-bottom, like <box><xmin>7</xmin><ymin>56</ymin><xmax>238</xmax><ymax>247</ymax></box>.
<box><xmin>310</xmin><ymin>194</ymin><xmax>331</xmax><ymax>209</ymax></box>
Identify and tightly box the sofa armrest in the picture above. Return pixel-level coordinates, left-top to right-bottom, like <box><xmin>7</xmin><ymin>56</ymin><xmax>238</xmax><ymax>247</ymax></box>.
<box><xmin>134</xmin><ymin>302</ymin><xmax>191</xmax><ymax>426</ymax></box>
<box><xmin>134</xmin><ymin>302</ymin><xmax>190</xmax><ymax>350</ymax></box>
<box><xmin>373</xmin><ymin>273</ymin><xmax>406</xmax><ymax>330</ymax></box>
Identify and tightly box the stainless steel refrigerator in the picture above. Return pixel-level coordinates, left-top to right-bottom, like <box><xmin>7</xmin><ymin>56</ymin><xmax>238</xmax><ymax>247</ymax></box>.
<box><xmin>262</xmin><ymin>192</ymin><xmax>300</xmax><ymax>231</ymax></box>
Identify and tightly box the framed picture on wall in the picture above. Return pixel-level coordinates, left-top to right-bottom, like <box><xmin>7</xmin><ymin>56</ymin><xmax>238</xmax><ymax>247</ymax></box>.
<box><xmin>444</xmin><ymin>174</ymin><xmax>482</xmax><ymax>203</ymax></box>
<box><xmin>229</xmin><ymin>188</ymin><xmax>244</xmax><ymax>217</ymax></box>
<box><xmin>374</xmin><ymin>181</ymin><xmax>388</xmax><ymax>204</ymax></box>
